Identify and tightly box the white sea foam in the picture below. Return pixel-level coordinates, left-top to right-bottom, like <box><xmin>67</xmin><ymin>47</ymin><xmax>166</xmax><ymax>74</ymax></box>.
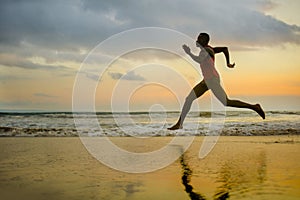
<box><xmin>0</xmin><ymin>111</ymin><xmax>299</xmax><ymax>137</ymax></box>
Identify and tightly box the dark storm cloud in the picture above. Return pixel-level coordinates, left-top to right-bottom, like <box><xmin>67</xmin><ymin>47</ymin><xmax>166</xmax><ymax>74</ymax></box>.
<box><xmin>33</xmin><ymin>93</ymin><xmax>58</xmax><ymax>98</ymax></box>
<box><xmin>81</xmin><ymin>0</ymin><xmax>300</xmax><ymax>46</ymax></box>
<box><xmin>0</xmin><ymin>54</ymin><xmax>71</xmax><ymax>71</ymax></box>
<box><xmin>0</xmin><ymin>0</ymin><xmax>299</xmax><ymax>52</ymax></box>
<box><xmin>109</xmin><ymin>71</ymin><xmax>145</xmax><ymax>81</ymax></box>
<box><xmin>0</xmin><ymin>0</ymin><xmax>124</xmax><ymax>50</ymax></box>
<box><xmin>0</xmin><ymin>0</ymin><xmax>299</xmax><ymax>74</ymax></box>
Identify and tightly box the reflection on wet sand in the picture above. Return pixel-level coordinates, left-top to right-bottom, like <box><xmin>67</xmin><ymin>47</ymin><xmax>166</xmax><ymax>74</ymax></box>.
<box><xmin>180</xmin><ymin>150</ymin><xmax>267</xmax><ymax>200</ymax></box>
<box><xmin>180</xmin><ymin>153</ymin><xmax>206</xmax><ymax>200</ymax></box>
<box><xmin>214</xmin><ymin>151</ymin><xmax>267</xmax><ymax>199</ymax></box>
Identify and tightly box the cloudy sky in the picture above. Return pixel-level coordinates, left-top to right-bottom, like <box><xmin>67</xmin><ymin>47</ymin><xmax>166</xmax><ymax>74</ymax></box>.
<box><xmin>0</xmin><ymin>0</ymin><xmax>300</xmax><ymax>111</ymax></box>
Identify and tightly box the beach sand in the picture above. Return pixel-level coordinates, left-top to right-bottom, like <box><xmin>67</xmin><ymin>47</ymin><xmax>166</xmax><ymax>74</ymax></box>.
<box><xmin>0</xmin><ymin>136</ymin><xmax>299</xmax><ymax>200</ymax></box>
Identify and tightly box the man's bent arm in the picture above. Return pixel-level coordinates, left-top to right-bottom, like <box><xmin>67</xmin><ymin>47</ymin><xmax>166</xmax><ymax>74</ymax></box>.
<box><xmin>213</xmin><ymin>47</ymin><xmax>233</xmax><ymax>67</ymax></box>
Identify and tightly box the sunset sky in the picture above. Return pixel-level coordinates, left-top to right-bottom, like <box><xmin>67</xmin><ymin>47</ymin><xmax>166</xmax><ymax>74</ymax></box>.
<box><xmin>0</xmin><ymin>0</ymin><xmax>299</xmax><ymax>112</ymax></box>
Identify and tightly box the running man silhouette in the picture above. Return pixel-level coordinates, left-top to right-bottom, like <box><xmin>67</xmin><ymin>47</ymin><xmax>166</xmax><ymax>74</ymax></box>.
<box><xmin>168</xmin><ymin>33</ymin><xmax>265</xmax><ymax>130</ymax></box>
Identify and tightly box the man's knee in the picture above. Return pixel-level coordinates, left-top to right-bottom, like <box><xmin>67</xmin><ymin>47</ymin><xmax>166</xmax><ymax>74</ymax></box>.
<box><xmin>185</xmin><ymin>94</ymin><xmax>196</xmax><ymax>103</ymax></box>
<box><xmin>224</xmin><ymin>98</ymin><xmax>231</xmax><ymax>106</ymax></box>
<box><xmin>217</xmin><ymin>96</ymin><xmax>228</xmax><ymax>106</ymax></box>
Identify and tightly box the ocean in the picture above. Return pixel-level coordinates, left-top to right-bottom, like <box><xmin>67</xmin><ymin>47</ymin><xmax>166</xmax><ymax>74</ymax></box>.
<box><xmin>0</xmin><ymin>111</ymin><xmax>299</xmax><ymax>137</ymax></box>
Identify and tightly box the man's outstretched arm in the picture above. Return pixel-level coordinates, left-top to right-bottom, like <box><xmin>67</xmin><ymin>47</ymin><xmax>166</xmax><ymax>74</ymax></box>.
<box><xmin>213</xmin><ymin>47</ymin><xmax>235</xmax><ymax>68</ymax></box>
<box><xmin>182</xmin><ymin>44</ymin><xmax>206</xmax><ymax>64</ymax></box>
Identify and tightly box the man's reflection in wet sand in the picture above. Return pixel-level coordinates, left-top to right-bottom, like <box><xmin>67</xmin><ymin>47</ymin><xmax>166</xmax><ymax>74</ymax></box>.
<box><xmin>180</xmin><ymin>153</ymin><xmax>206</xmax><ymax>200</ymax></box>
<box><xmin>180</xmin><ymin>151</ymin><xmax>267</xmax><ymax>200</ymax></box>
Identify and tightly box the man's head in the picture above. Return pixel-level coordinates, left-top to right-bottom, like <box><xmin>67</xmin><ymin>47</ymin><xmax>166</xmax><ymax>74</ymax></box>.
<box><xmin>196</xmin><ymin>33</ymin><xmax>210</xmax><ymax>47</ymax></box>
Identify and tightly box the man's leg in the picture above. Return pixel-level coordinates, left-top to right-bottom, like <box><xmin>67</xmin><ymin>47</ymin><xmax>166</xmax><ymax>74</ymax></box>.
<box><xmin>168</xmin><ymin>80</ymin><xmax>209</xmax><ymax>130</ymax></box>
<box><xmin>208</xmin><ymin>79</ymin><xmax>265</xmax><ymax>119</ymax></box>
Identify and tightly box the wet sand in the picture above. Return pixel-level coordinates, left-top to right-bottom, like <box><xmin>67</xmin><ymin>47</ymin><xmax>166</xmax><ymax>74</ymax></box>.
<box><xmin>0</xmin><ymin>136</ymin><xmax>300</xmax><ymax>200</ymax></box>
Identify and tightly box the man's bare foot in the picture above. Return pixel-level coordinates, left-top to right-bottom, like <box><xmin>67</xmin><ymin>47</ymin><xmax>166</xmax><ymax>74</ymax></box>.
<box><xmin>254</xmin><ymin>104</ymin><xmax>265</xmax><ymax>119</ymax></box>
<box><xmin>167</xmin><ymin>124</ymin><xmax>183</xmax><ymax>130</ymax></box>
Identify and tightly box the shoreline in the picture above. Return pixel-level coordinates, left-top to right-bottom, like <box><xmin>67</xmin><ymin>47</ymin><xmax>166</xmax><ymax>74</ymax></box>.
<box><xmin>1</xmin><ymin>110</ymin><xmax>299</xmax><ymax>137</ymax></box>
<box><xmin>0</xmin><ymin>131</ymin><xmax>299</xmax><ymax>137</ymax></box>
<box><xmin>0</xmin><ymin>124</ymin><xmax>299</xmax><ymax>137</ymax></box>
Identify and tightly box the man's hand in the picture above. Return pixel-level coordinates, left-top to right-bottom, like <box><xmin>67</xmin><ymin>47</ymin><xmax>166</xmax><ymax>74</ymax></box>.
<box><xmin>227</xmin><ymin>63</ymin><xmax>235</xmax><ymax>68</ymax></box>
<box><xmin>182</xmin><ymin>44</ymin><xmax>191</xmax><ymax>54</ymax></box>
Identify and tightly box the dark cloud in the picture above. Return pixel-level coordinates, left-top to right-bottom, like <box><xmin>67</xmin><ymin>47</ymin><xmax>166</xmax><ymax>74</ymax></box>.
<box><xmin>85</xmin><ymin>72</ymin><xmax>99</xmax><ymax>81</ymax></box>
<box><xmin>0</xmin><ymin>0</ymin><xmax>128</xmax><ymax>51</ymax></box>
<box><xmin>1</xmin><ymin>59</ymin><xmax>68</xmax><ymax>71</ymax></box>
<box><xmin>109</xmin><ymin>72</ymin><xmax>123</xmax><ymax>80</ymax></box>
<box><xmin>1</xmin><ymin>57</ymin><xmax>74</xmax><ymax>72</ymax></box>
<box><xmin>0</xmin><ymin>53</ymin><xmax>74</xmax><ymax>72</ymax></box>
<box><xmin>81</xmin><ymin>0</ymin><xmax>300</xmax><ymax>47</ymax></box>
<box><xmin>33</xmin><ymin>93</ymin><xmax>58</xmax><ymax>98</ymax></box>
<box><xmin>109</xmin><ymin>71</ymin><xmax>145</xmax><ymax>81</ymax></box>
<box><xmin>0</xmin><ymin>0</ymin><xmax>299</xmax><ymax>52</ymax></box>
<box><xmin>0</xmin><ymin>0</ymin><xmax>299</xmax><ymax>76</ymax></box>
